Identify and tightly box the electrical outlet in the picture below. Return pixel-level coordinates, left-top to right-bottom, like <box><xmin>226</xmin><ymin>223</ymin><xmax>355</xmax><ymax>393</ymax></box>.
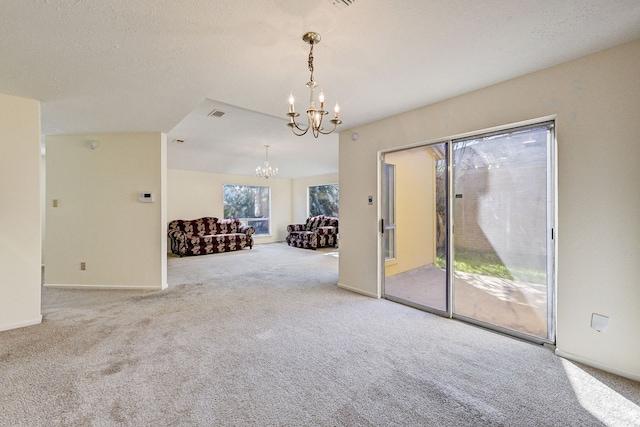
<box><xmin>591</xmin><ymin>313</ymin><xmax>609</xmax><ymax>332</ymax></box>
<box><xmin>80</xmin><ymin>262</ymin><xmax>86</xmax><ymax>271</ymax></box>
<box><xmin>53</xmin><ymin>199</ymin><xmax>58</xmax><ymax>207</ymax></box>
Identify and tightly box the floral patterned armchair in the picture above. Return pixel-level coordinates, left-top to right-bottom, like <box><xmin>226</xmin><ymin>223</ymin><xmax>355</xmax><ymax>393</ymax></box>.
<box><xmin>286</xmin><ymin>215</ymin><xmax>338</xmax><ymax>250</ymax></box>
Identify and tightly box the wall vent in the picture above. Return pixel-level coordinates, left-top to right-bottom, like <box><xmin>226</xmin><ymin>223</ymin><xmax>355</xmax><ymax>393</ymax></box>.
<box><xmin>208</xmin><ymin>109</ymin><xmax>226</xmax><ymax>118</ymax></box>
<box><xmin>328</xmin><ymin>0</ymin><xmax>356</xmax><ymax>7</ymax></box>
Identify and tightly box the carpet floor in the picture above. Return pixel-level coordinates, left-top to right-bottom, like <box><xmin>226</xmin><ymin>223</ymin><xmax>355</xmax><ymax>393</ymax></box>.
<box><xmin>1</xmin><ymin>242</ymin><xmax>639</xmax><ymax>426</ymax></box>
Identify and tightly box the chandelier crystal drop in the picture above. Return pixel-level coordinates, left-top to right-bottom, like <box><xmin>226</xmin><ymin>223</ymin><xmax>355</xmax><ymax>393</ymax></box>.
<box><xmin>256</xmin><ymin>145</ymin><xmax>278</xmax><ymax>179</ymax></box>
<box><xmin>287</xmin><ymin>32</ymin><xmax>342</xmax><ymax>138</ymax></box>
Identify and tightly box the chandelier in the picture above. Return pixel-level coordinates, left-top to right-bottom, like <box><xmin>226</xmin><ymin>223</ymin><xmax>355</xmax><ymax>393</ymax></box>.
<box><xmin>287</xmin><ymin>32</ymin><xmax>342</xmax><ymax>138</ymax></box>
<box><xmin>256</xmin><ymin>145</ymin><xmax>278</xmax><ymax>179</ymax></box>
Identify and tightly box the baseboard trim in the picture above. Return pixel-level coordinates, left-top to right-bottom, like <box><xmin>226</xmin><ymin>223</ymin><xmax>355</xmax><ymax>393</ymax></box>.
<box><xmin>555</xmin><ymin>348</ymin><xmax>640</xmax><ymax>382</ymax></box>
<box><xmin>43</xmin><ymin>284</ymin><xmax>164</xmax><ymax>291</ymax></box>
<box><xmin>337</xmin><ymin>283</ymin><xmax>380</xmax><ymax>299</ymax></box>
<box><xmin>0</xmin><ymin>315</ymin><xmax>43</xmax><ymax>332</ymax></box>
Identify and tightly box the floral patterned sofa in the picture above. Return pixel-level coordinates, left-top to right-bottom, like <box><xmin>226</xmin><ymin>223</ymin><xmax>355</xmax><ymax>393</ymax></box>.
<box><xmin>168</xmin><ymin>217</ymin><xmax>254</xmax><ymax>257</ymax></box>
<box><xmin>286</xmin><ymin>215</ymin><xmax>339</xmax><ymax>250</ymax></box>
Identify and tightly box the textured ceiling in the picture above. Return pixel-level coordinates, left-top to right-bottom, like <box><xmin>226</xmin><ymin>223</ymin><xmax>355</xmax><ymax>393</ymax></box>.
<box><xmin>1</xmin><ymin>0</ymin><xmax>639</xmax><ymax>178</ymax></box>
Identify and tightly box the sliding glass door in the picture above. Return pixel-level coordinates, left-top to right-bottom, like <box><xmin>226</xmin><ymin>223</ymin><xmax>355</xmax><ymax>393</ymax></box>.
<box><xmin>382</xmin><ymin>122</ymin><xmax>555</xmax><ymax>344</ymax></box>
<box><xmin>451</xmin><ymin>124</ymin><xmax>554</xmax><ymax>342</ymax></box>
<box><xmin>382</xmin><ymin>144</ymin><xmax>448</xmax><ymax>314</ymax></box>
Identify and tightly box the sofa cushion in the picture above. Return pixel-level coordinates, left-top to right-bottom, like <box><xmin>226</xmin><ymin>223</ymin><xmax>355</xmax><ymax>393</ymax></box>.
<box><xmin>215</xmin><ymin>219</ymin><xmax>240</xmax><ymax>234</ymax></box>
<box><xmin>305</xmin><ymin>215</ymin><xmax>325</xmax><ymax>231</ymax></box>
<box><xmin>194</xmin><ymin>217</ymin><xmax>219</xmax><ymax>236</ymax></box>
<box><xmin>169</xmin><ymin>217</ymin><xmax>218</xmax><ymax>236</ymax></box>
<box><xmin>186</xmin><ymin>232</ymin><xmax>251</xmax><ymax>255</ymax></box>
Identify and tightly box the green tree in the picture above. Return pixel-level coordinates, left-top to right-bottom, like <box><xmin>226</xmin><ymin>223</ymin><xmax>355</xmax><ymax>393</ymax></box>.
<box><xmin>309</xmin><ymin>184</ymin><xmax>339</xmax><ymax>217</ymax></box>
<box><xmin>223</xmin><ymin>185</ymin><xmax>269</xmax><ymax>219</ymax></box>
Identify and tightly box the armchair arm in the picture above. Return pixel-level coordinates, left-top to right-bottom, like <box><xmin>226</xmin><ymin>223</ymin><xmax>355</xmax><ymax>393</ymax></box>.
<box><xmin>287</xmin><ymin>224</ymin><xmax>306</xmax><ymax>233</ymax></box>
<box><xmin>240</xmin><ymin>225</ymin><xmax>255</xmax><ymax>236</ymax></box>
<box><xmin>167</xmin><ymin>230</ymin><xmax>187</xmax><ymax>256</ymax></box>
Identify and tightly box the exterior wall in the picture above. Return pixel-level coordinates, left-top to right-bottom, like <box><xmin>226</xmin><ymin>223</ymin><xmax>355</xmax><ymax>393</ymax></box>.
<box><xmin>44</xmin><ymin>133</ymin><xmax>167</xmax><ymax>289</ymax></box>
<box><xmin>167</xmin><ymin>169</ymin><xmax>293</xmax><ymax>244</ymax></box>
<box><xmin>0</xmin><ymin>93</ymin><xmax>42</xmax><ymax>331</ymax></box>
<box><xmin>454</xmin><ymin>163</ymin><xmax>547</xmax><ymax>268</ymax></box>
<box><xmin>338</xmin><ymin>40</ymin><xmax>640</xmax><ymax>380</ymax></box>
<box><xmin>385</xmin><ymin>148</ymin><xmax>436</xmax><ymax>277</ymax></box>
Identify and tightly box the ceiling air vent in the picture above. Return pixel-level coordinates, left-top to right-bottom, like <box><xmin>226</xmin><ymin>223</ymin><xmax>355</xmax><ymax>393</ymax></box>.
<box><xmin>328</xmin><ymin>0</ymin><xmax>355</xmax><ymax>8</ymax></box>
<box><xmin>208</xmin><ymin>109</ymin><xmax>226</xmax><ymax>118</ymax></box>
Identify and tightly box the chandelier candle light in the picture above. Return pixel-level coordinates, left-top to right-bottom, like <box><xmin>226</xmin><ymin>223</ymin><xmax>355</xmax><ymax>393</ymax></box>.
<box><xmin>287</xmin><ymin>32</ymin><xmax>342</xmax><ymax>138</ymax></box>
<box><xmin>256</xmin><ymin>145</ymin><xmax>278</xmax><ymax>179</ymax></box>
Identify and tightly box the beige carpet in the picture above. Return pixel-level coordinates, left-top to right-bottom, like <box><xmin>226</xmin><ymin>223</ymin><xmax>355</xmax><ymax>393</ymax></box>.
<box><xmin>1</xmin><ymin>242</ymin><xmax>639</xmax><ymax>426</ymax></box>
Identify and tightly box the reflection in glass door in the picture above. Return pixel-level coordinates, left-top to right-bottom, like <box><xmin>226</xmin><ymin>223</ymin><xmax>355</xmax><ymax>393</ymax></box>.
<box><xmin>451</xmin><ymin>123</ymin><xmax>554</xmax><ymax>342</ymax></box>
<box><xmin>383</xmin><ymin>144</ymin><xmax>448</xmax><ymax>313</ymax></box>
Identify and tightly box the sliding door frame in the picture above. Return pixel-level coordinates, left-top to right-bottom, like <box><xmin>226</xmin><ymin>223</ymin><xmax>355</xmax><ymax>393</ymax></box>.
<box><xmin>378</xmin><ymin>116</ymin><xmax>557</xmax><ymax>345</ymax></box>
<box><xmin>379</xmin><ymin>142</ymin><xmax>452</xmax><ymax>318</ymax></box>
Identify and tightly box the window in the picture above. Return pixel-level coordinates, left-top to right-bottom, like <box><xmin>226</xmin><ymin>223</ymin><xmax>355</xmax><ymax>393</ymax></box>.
<box><xmin>384</xmin><ymin>163</ymin><xmax>396</xmax><ymax>260</ymax></box>
<box><xmin>308</xmin><ymin>184</ymin><xmax>339</xmax><ymax>217</ymax></box>
<box><xmin>223</xmin><ymin>184</ymin><xmax>270</xmax><ymax>235</ymax></box>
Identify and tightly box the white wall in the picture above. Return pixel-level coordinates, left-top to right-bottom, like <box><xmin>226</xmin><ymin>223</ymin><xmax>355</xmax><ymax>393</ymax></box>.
<box><xmin>338</xmin><ymin>40</ymin><xmax>640</xmax><ymax>380</ymax></box>
<box><xmin>291</xmin><ymin>172</ymin><xmax>339</xmax><ymax>223</ymax></box>
<box><xmin>168</xmin><ymin>169</ymin><xmax>293</xmax><ymax>244</ymax></box>
<box><xmin>44</xmin><ymin>133</ymin><xmax>167</xmax><ymax>289</ymax></box>
<box><xmin>0</xmin><ymin>93</ymin><xmax>42</xmax><ymax>331</ymax></box>
<box><xmin>40</xmin><ymin>147</ymin><xmax>46</xmax><ymax>265</ymax></box>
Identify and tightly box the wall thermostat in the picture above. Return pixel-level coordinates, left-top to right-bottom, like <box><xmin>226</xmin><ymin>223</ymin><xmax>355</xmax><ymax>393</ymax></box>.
<box><xmin>139</xmin><ymin>192</ymin><xmax>154</xmax><ymax>203</ymax></box>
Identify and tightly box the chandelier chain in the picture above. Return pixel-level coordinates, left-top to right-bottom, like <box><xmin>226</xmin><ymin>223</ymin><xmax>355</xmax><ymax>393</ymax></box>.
<box><xmin>308</xmin><ymin>42</ymin><xmax>315</xmax><ymax>84</ymax></box>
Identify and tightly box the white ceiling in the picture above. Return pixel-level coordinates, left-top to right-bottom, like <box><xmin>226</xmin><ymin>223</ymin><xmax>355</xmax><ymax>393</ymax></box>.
<box><xmin>2</xmin><ymin>0</ymin><xmax>639</xmax><ymax>178</ymax></box>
